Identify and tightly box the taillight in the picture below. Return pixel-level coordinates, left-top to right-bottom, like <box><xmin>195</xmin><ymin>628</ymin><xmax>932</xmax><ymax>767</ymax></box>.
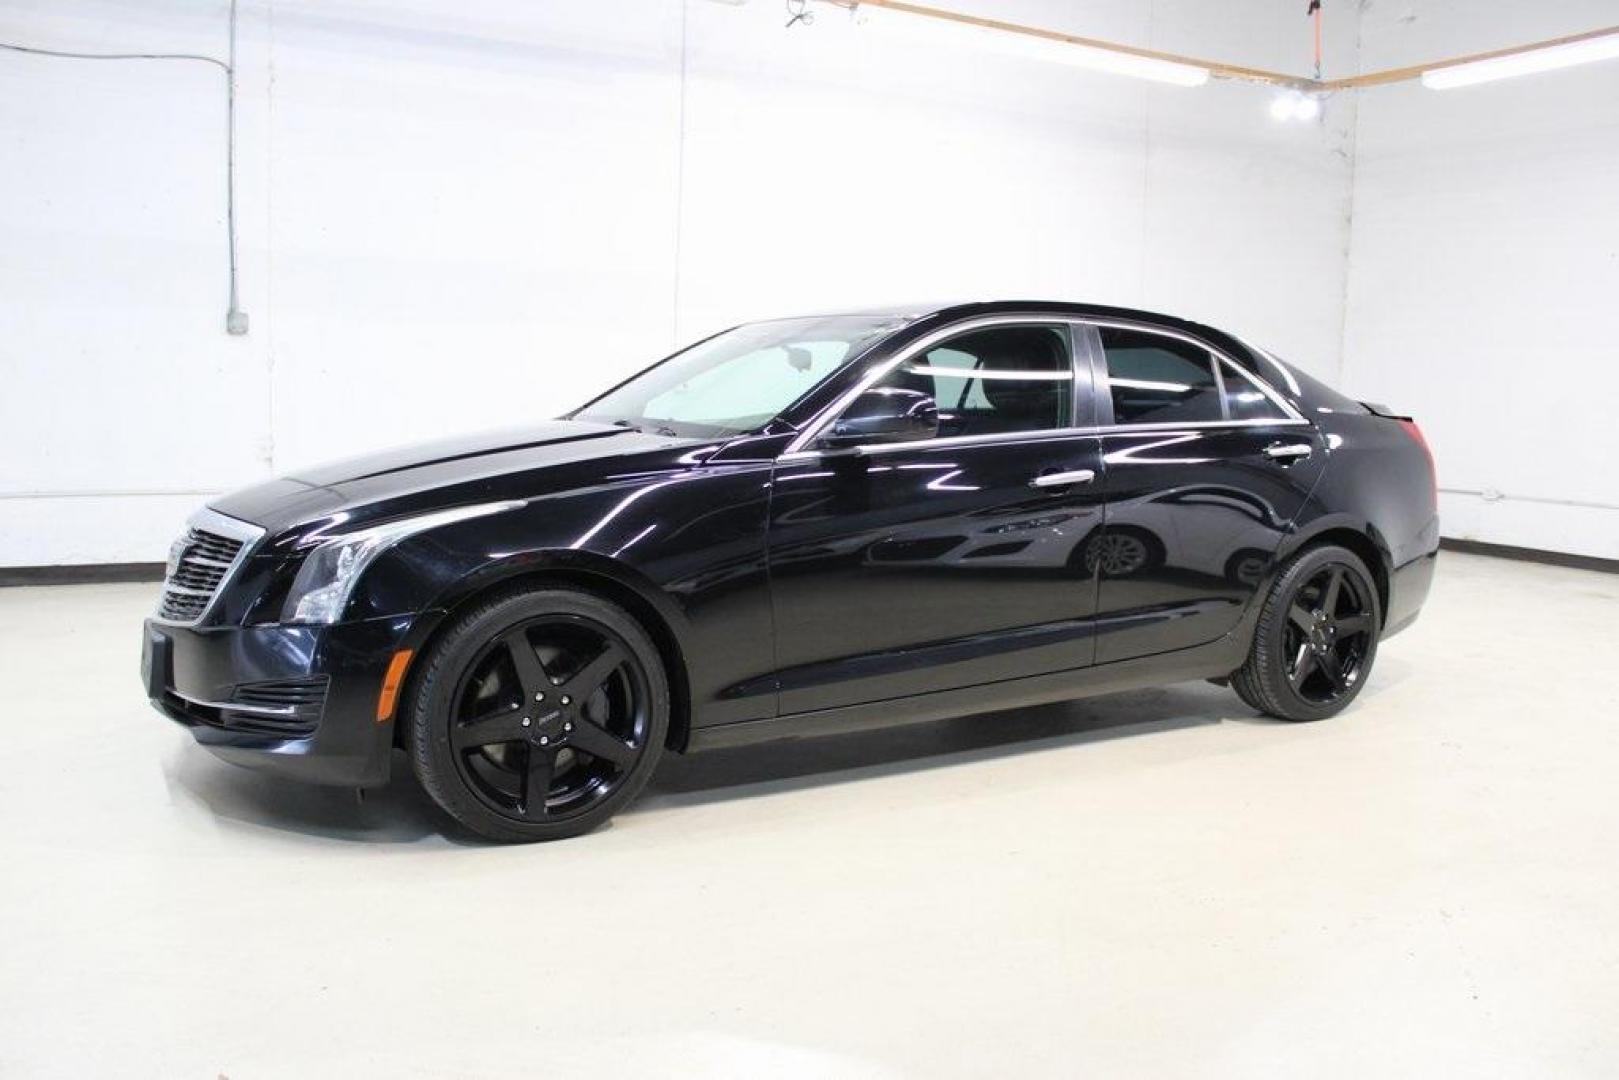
<box><xmin>1397</xmin><ymin>419</ymin><xmax>1437</xmax><ymax>504</ymax></box>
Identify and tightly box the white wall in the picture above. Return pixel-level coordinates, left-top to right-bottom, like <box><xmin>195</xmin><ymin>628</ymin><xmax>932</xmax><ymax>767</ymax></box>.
<box><xmin>1342</xmin><ymin>0</ymin><xmax>1619</xmax><ymax>561</ymax></box>
<box><xmin>0</xmin><ymin>0</ymin><xmax>1362</xmax><ymax>566</ymax></box>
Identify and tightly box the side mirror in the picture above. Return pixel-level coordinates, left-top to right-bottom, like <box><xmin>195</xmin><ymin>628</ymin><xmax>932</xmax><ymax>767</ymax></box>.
<box><xmin>820</xmin><ymin>387</ymin><xmax>939</xmax><ymax>449</ymax></box>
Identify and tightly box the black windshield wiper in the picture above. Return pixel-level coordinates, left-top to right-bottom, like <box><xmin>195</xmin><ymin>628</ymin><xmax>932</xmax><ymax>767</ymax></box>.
<box><xmin>608</xmin><ymin>418</ymin><xmax>681</xmax><ymax>438</ymax></box>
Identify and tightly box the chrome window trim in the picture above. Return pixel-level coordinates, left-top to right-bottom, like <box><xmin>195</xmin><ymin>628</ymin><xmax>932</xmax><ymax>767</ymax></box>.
<box><xmin>152</xmin><ymin>506</ymin><xmax>265</xmax><ymax>627</ymax></box>
<box><xmin>1229</xmin><ymin>333</ymin><xmax>1304</xmax><ymax>398</ymax></box>
<box><xmin>782</xmin><ymin>314</ymin><xmax>1081</xmax><ymax>456</ymax></box>
<box><xmin>778</xmin><ymin>313</ymin><xmax>1308</xmax><ymax>461</ymax></box>
<box><xmin>1209</xmin><ymin>346</ymin><xmax>1234</xmax><ymax>421</ymax></box>
<box><xmin>1083</xmin><ymin>317</ymin><xmax>1306</xmax><ymax>425</ymax></box>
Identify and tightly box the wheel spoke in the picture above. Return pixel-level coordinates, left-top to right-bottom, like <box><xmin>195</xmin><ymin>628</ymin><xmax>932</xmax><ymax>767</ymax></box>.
<box><xmin>564</xmin><ymin>642</ymin><xmax>626</xmax><ymax>701</ymax></box>
<box><xmin>1318</xmin><ymin>648</ymin><xmax>1348</xmax><ymax>692</ymax></box>
<box><xmin>522</xmin><ymin>746</ymin><xmax>555</xmax><ymax>819</ymax></box>
<box><xmin>1288</xmin><ymin>604</ymin><xmax>1315</xmax><ymax>634</ymax></box>
<box><xmin>452</xmin><ymin>710</ymin><xmax>527</xmax><ymax>750</ymax></box>
<box><xmin>568</xmin><ymin>718</ymin><xmax>636</xmax><ymax>767</ymax></box>
<box><xmin>503</xmin><ymin>629</ymin><xmax>553</xmax><ymax>697</ymax></box>
<box><xmin>1336</xmin><ymin>613</ymin><xmax>1374</xmax><ymax>638</ymax></box>
<box><xmin>1289</xmin><ymin>643</ymin><xmax>1316</xmax><ymax>690</ymax></box>
<box><xmin>450</xmin><ymin>613</ymin><xmax>652</xmax><ymax>827</ymax></box>
<box><xmin>1321</xmin><ymin>567</ymin><xmax>1345</xmax><ymax>616</ymax></box>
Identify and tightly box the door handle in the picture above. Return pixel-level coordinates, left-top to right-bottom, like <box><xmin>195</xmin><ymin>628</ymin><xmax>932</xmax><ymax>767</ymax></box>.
<box><xmin>1262</xmin><ymin>443</ymin><xmax>1313</xmax><ymax>462</ymax></box>
<box><xmin>1031</xmin><ymin>468</ymin><xmax>1096</xmax><ymax>489</ymax></box>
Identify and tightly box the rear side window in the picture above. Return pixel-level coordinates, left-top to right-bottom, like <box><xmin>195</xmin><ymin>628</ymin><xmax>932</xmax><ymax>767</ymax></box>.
<box><xmin>1100</xmin><ymin>327</ymin><xmax>1290</xmax><ymax>424</ymax></box>
<box><xmin>1100</xmin><ymin>328</ymin><xmax>1223</xmax><ymax>424</ymax></box>
<box><xmin>1224</xmin><ymin>376</ymin><xmax>1289</xmax><ymax>421</ymax></box>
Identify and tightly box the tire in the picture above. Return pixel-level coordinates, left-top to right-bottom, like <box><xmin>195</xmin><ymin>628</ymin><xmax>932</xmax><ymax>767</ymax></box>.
<box><xmin>1231</xmin><ymin>544</ymin><xmax>1381</xmax><ymax>722</ymax></box>
<box><xmin>406</xmin><ymin>587</ymin><xmax>669</xmax><ymax>842</ymax></box>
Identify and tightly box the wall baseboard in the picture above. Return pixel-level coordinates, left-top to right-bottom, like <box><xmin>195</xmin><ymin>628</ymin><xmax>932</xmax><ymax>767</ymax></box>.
<box><xmin>1</xmin><ymin>540</ymin><xmax>1613</xmax><ymax>588</ymax></box>
<box><xmin>0</xmin><ymin>562</ymin><xmax>165</xmax><ymax>587</ymax></box>
<box><xmin>1440</xmin><ymin>538</ymin><xmax>1618</xmax><ymax>575</ymax></box>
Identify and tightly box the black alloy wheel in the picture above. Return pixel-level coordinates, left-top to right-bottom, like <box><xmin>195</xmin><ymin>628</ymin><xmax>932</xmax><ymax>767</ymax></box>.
<box><xmin>408</xmin><ymin>588</ymin><xmax>668</xmax><ymax>842</ymax></box>
<box><xmin>1282</xmin><ymin>562</ymin><xmax>1377</xmax><ymax>704</ymax></box>
<box><xmin>1232</xmin><ymin>544</ymin><xmax>1381</xmax><ymax>721</ymax></box>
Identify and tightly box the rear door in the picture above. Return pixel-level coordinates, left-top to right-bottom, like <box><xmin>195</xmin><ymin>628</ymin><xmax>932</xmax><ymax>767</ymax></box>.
<box><xmin>766</xmin><ymin>320</ymin><xmax>1105</xmax><ymax>714</ymax></box>
<box><xmin>1083</xmin><ymin>322</ymin><xmax>1327</xmax><ymax>664</ymax></box>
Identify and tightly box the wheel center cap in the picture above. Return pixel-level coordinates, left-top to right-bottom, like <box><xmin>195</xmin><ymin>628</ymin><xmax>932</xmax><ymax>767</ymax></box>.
<box><xmin>528</xmin><ymin>708</ymin><xmax>563</xmax><ymax>742</ymax></box>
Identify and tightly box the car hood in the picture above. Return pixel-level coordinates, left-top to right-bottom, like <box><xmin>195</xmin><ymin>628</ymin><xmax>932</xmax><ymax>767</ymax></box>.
<box><xmin>211</xmin><ymin>420</ymin><xmax>711</xmax><ymax>542</ymax></box>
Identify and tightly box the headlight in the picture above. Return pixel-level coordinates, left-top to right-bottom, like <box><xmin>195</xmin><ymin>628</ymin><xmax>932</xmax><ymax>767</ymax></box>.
<box><xmin>281</xmin><ymin>501</ymin><xmax>521</xmax><ymax>625</ymax></box>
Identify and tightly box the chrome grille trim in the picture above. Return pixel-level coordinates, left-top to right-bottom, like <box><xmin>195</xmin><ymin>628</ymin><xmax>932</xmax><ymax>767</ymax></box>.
<box><xmin>169</xmin><ymin>677</ymin><xmax>328</xmax><ymax>737</ymax></box>
<box><xmin>171</xmin><ymin>691</ymin><xmax>298</xmax><ymax>717</ymax></box>
<box><xmin>153</xmin><ymin>508</ymin><xmax>265</xmax><ymax>626</ymax></box>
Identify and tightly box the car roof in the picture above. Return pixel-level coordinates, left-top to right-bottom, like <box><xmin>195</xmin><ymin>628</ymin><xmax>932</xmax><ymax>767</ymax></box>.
<box><xmin>741</xmin><ymin>302</ymin><xmax>1347</xmax><ymax>415</ymax></box>
<box><xmin>803</xmin><ymin>300</ymin><xmax>1256</xmax><ymax>363</ymax></box>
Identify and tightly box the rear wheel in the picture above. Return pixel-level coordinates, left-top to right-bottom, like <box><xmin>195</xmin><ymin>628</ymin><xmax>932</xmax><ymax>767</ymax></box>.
<box><xmin>1232</xmin><ymin>544</ymin><xmax>1380</xmax><ymax>722</ymax></box>
<box><xmin>407</xmin><ymin>587</ymin><xmax>668</xmax><ymax>842</ymax></box>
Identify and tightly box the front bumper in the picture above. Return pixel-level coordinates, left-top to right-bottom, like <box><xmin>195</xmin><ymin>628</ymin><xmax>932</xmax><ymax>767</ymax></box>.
<box><xmin>141</xmin><ymin>612</ymin><xmax>422</xmax><ymax>787</ymax></box>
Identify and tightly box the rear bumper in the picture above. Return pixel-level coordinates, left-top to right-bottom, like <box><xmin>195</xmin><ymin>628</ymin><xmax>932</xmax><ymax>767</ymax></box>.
<box><xmin>141</xmin><ymin>612</ymin><xmax>420</xmax><ymax>787</ymax></box>
<box><xmin>1383</xmin><ymin>530</ymin><xmax>1440</xmax><ymax>640</ymax></box>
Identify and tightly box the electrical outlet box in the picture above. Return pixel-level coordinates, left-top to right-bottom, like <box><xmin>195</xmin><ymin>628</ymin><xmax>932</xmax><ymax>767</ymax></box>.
<box><xmin>226</xmin><ymin>308</ymin><xmax>250</xmax><ymax>335</ymax></box>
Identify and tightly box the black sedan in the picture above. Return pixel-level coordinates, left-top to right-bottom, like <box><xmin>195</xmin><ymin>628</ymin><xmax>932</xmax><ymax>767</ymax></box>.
<box><xmin>142</xmin><ymin>301</ymin><xmax>1438</xmax><ymax>841</ymax></box>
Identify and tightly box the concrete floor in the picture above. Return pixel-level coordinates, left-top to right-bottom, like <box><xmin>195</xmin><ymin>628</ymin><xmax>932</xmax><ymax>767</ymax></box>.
<box><xmin>0</xmin><ymin>551</ymin><xmax>1615</xmax><ymax>1078</ymax></box>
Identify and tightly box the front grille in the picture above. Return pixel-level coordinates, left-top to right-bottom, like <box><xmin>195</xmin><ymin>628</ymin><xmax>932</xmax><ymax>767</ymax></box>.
<box><xmin>868</xmin><ymin>536</ymin><xmax>966</xmax><ymax>563</ymax></box>
<box><xmin>224</xmin><ymin>677</ymin><xmax>329</xmax><ymax>736</ymax></box>
<box><xmin>170</xmin><ymin>677</ymin><xmax>329</xmax><ymax>738</ymax></box>
<box><xmin>232</xmin><ymin>677</ymin><xmax>329</xmax><ymax>710</ymax></box>
<box><xmin>158</xmin><ymin>528</ymin><xmax>246</xmax><ymax>622</ymax></box>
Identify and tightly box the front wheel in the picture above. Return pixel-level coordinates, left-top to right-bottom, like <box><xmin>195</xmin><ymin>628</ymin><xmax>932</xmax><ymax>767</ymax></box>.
<box><xmin>1231</xmin><ymin>544</ymin><xmax>1381</xmax><ymax>722</ymax></box>
<box><xmin>406</xmin><ymin>587</ymin><xmax>668</xmax><ymax>842</ymax></box>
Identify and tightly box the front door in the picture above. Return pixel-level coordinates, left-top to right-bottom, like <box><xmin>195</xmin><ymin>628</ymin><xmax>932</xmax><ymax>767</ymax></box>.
<box><xmin>1084</xmin><ymin>323</ymin><xmax>1328</xmax><ymax>664</ymax></box>
<box><xmin>766</xmin><ymin>321</ymin><xmax>1105</xmax><ymax>715</ymax></box>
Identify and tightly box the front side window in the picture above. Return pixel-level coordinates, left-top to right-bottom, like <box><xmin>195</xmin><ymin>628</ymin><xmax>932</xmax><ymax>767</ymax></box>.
<box><xmin>868</xmin><ymin>324</ymin><xmax>1074</xmax><ymax>439</ymax></box>
<box><xmin>576</xmin><ymin>315</ymin><xmax>905</xmax><ymax>437</ymax></box>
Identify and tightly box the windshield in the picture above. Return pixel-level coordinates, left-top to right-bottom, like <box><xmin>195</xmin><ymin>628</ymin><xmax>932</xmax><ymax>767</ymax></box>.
<box><xmin>574</xmin><ymin>315</ymin><xmax>908</xmax><ymax>438</ymax></box>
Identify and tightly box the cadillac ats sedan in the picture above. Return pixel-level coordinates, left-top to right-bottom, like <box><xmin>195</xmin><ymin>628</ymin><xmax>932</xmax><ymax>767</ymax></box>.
<box><xmin>142</xmin><ymin>301</ymin><xmax>1439</xmax><ymax>841</ymax></box>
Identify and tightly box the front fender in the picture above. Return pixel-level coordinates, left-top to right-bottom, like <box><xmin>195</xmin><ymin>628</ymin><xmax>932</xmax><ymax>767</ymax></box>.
<box><xmin>335</xmin><ymin>461</ymin><xmax>778</xmax><ymax>731</ymax></box>
<box><xmin>342</xmin><ymin>481</ymin><xmax>696</xmax><ymax>624</ymax></box>
<box><xmin>408</xmin><ymin>547</ymin><xmax>691</xmax><ymax>646</ymax></box>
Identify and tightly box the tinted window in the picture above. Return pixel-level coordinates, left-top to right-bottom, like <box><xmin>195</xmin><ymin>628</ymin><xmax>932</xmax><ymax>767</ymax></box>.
<box><xmin>1100</xmin><ymin>327</ymin><xmax>1223</xmax><ymax>424</ymax></box>
<box><xmin>1223</xmin><ymin>372</ymin><xmax>1289</xmax><ymax>421</ymax></box>
<box><xmin>873</xmin><ymin>325</ymin><xmax>1073</xmax><ymax>438</ymax></box>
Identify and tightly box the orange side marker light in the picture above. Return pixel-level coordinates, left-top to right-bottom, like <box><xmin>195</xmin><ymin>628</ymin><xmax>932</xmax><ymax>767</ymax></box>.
<box><xmin>376</xmin><ymin>649</ymin><xmax>414</xmax><ymax>722</ymax></box>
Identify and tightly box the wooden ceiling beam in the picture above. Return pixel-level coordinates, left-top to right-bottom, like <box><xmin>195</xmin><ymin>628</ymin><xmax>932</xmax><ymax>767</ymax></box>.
<box><xmin>821</xmin><ymin>0</ymin><xmax>1619</xmax><ymax>95</ymax></box>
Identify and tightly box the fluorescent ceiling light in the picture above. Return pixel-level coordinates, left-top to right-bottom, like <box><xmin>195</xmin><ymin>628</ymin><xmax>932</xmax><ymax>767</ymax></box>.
<box><xmin>1421</xmin><ymin>31</ymin><xmax>1619</xmax><ymax>89</ymax></box>
<box><xmin>856</xmin><ymin>6</ymin><xmax>1209</xmax><ymax>87</ymax></box>
<box><xmin>1268</xmin><ymin>90</ymin><xmax>1322</xmax><ymax>121</ymax></box>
